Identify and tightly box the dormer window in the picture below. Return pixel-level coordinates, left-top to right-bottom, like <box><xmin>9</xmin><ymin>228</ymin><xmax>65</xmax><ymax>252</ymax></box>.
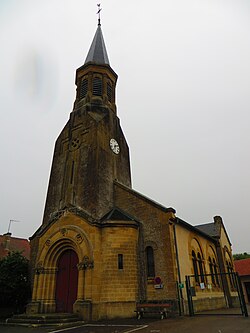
<box><xmin>80</xmin><ymin>79</ymin><xmax>88</xmax><ymax>99</ymax></box>
<box><xmin>93</xmin><ymin>77</ymin><xmax>102</xmax><ymax>96</ymax></box>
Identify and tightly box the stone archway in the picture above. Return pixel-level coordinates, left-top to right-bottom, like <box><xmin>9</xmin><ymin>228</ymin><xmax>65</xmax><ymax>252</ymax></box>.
<box><xmin>55</xmin><ymin>249</ymin><xmax>79</xmax><ymax>312</ymax></box>
<box><xmin>29</xmin><ymin>220</ymin><xmax>95</xmax><ymax>315</ymax></box>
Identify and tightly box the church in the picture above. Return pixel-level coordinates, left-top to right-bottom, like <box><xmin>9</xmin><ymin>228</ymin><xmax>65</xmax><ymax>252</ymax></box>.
<box><xmin>27</xmin><ymin>21</ymin><xmax>236</xmax><ymax>320</ymax></box>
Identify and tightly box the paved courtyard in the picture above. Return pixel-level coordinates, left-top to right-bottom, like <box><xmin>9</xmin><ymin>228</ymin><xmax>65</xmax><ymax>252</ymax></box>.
<box><xmin>1</xmin><ymin>312</ymin><xmax>250</xmax><ymax>333</ymax></box>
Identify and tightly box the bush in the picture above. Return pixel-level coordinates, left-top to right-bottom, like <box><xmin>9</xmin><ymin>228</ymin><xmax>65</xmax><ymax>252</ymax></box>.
<box><xmin>0</xmin><ymin>252</ymin><xmax>31</xmax><ymax>312</ymax></box>
<box><xmin>233</xmin><ymin>252</ymin><xmax>250</xmax><ymax>261</ymax></box>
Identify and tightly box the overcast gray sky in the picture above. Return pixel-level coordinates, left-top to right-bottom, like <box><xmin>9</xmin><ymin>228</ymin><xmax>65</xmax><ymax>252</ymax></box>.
<box><xmin>0</xmin><ymin>0</ymin><xmax>249</xmax><ymax>253</ymax></box>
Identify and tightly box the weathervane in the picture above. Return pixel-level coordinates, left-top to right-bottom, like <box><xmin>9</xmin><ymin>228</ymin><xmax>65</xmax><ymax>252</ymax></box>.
<box><xmin>97</xmin><ymin>3</ymin><xmax>102</xmax><ymax>26</ymax></box>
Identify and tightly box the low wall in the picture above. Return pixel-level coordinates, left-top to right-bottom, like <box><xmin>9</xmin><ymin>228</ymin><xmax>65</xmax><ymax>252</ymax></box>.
<box><xmin>183</xmin><ymin>295</ymin><xmax>240</xmax><ymax>314</ymax></box>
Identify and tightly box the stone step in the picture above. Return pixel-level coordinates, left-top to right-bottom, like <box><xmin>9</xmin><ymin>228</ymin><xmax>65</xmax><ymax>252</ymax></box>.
<box><xmin>6</xmin><ymin>313</ymin><xmax>83</xmax><ymax>326</ymax></box>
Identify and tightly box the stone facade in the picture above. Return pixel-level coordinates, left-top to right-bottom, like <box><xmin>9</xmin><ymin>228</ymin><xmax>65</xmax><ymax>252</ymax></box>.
<box><xmin>29</xmin><ymin>210</ymin><xmax>139</xmax><ymax>320</ymax></box>
<box><xmin>28</xmin><ymin>23</ymin><xmax>235</xmax><ymax>320</ymax></box>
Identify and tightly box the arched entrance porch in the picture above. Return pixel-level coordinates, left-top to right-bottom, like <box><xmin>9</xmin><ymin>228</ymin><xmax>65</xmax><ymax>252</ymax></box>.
<box><xmin>28</xmin><ymin>222</ymin><xmax>94</xmax><ymax>317</ymax></box>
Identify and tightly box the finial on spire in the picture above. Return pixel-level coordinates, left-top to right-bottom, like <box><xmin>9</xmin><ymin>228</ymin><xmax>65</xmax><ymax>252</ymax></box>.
<box><xmin>97</xmin><ymin>3</ymin><xmax>102</xmax><ymax>26</ymax></box>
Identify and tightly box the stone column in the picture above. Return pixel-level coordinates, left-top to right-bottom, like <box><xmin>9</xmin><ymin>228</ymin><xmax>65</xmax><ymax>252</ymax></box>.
<box><xmin>74</xmin><ymin>256</ymin><xmax>94</xmax><ymax>320</ymax></box>
<box><xmin>26</xmin><ymin>266</ymin><xmax>45</xmax><ymax>314</ymax></box>
<box><xmin>77</xmin><ymin>265</ymin><xmax>85</xmax><ymax>300</ymax></box>
<box><xmin>43</xmin><ymin>268</ymin><xmax>57</xmax><ymax>313</ymax></box>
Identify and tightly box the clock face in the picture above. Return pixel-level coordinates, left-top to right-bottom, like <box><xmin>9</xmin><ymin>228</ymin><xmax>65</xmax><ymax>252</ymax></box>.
<box><xmin>110</xmin><ymin>138</ymin><xmax>120</xmax><ymax>154</ymax></box>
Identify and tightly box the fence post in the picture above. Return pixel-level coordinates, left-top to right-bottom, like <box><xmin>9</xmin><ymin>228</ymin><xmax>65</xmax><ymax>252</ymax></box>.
<box><xmin>235</xmin><ymin>272</ymin><xmax>248</xmax><ymax>317</ymax></box>
<box><xmin>185</xmin><ymin>276</ymin><xmax>194</xmax><ymax>316</ymax></box>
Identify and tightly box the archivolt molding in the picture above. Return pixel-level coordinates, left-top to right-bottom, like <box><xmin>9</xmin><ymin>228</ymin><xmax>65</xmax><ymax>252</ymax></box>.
<box><xmin>188</xmin><ymin>233</ymin><xmax>205</xmax><ymax>260</ymax></box>
<box><xmin>35</xmin><ymin>224</ymin><xmax>94</xmax><ymax>270</ymax></box>
<box><xmin>223</xmin><ymin>245</ymin><xmax>233</xmax><ymax>264</ymax></box>
<box><xmin>206</xmin><ymin>244</ymin><xmax>217</xmax><ymax>261</ymax></box>
<box><xmin>144</xmin><ymin>240</ymin><xmax>158</xmax><ymax>251</ymax></box>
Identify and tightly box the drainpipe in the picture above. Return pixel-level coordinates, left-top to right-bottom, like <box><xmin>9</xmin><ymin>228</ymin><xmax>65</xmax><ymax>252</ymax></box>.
<box><xmin>171</xmin><ymin>218</ymin><xmax>184</xmax><ymax>315</ymax></box>
<box><xmin>216</xmin><ymin>241</ymin><xmax>233</xmax><ymax>308</ymax></box>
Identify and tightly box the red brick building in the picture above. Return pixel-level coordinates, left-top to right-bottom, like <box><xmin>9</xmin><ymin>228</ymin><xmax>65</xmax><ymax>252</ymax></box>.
<box><xmin>0</xmin><ymin>233</ymin><xmax>30</xmax><ymax>260</ymax></box>
<box><xmin>234</xmin><ymin>258</ymin><xmax>250</xmax><ymax>304</ymax></box>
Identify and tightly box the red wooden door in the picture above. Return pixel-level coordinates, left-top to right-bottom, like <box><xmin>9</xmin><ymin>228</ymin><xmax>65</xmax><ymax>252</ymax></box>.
<box><xmin>55</xmin><ymin>249</ymin><xmax>79</xmax><ymax>312</ymax></box>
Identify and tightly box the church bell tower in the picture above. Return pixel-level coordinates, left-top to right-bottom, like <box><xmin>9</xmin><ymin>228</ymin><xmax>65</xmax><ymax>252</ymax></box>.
<box><xmin>42</xmin><ymin>21</ymin><xmax>131</xmax><ymax>225</ymax></box>
<box><xmin>28</xmin><ymin>18</ymin><xmax>139</xmax><ymax>320</ymax></box>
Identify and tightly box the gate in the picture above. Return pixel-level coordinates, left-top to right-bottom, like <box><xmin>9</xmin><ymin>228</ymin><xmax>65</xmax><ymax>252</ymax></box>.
<box><xmin>185</xmin><ymin>272</ymin><xmax>248</xmax><ymax>317</ymax></box>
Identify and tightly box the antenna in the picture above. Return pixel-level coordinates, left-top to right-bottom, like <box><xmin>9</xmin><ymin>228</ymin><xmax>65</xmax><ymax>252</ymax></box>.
<box><xmin>97</xmin><ymin>3</ymin><xmax>102</xmax><ymax>26</ymax></box>
<box><xmin>7</xmin><ymin>219</ymin><xmax>20</xmax><ymax>234</ymax></box>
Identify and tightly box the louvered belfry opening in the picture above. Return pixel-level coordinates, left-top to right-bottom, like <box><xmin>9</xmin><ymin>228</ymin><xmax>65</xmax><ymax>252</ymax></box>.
<box><xmin>107</xmin><ymin>82</ymin><xmax>112</xmax><ymax>102</ymax></box>
<box><xmin>93</xmin><ymin>77</ymin><xmax>102</xmax><ymax>96</ymax></box>
<box><xmin>80</xmin><ymin>78</ymin><xmax>88</xmax><ymax>99</ymax></box>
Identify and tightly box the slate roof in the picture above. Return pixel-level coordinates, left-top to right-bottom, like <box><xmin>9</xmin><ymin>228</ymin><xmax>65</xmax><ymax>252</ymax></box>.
<box><xmin>0</xmin><ymin>234</ymin><xmax>30</xmax><ymax>259</ymax></box>
<box><xmin>234</xmin><ymin>258</ymin><xmax>250</xmax><ymax>276</ymax></box>
<box><xmin>101</xmin><ymin>207</ymin><xmax>136</xmax><ymax>222</ymax></box>
<box><xmin>195</xmin><ymin>222</ymin><xmax>220</xmax><ymax>238</ymax></box>
<box><xmin>114</xmin><ymin>181</ymin><xmax>176</xmax><ymax>214</ymax></box>
<box><xmin>114</xmin><ymin>182</ymin><xmax>226</xmax><ymax>244</ymax></box>
<box><xmin>85</xmin><ymin>24</ymin><xmax>110</xmax><ymax>65</ymax></box>
<box><xmin>177</xmin><ymin>218</ymin><xmax>217</xmax><ymax>242</ymax></box>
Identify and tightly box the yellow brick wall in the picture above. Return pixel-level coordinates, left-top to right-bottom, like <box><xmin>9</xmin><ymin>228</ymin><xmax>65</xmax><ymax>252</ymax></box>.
<box><xmin>99</xmin><ymin>226</ymin><xmax>138</xmax><ymax>302</ymax></box>
<box><xmin>30</xmin><ymin>211</ymin><xmax>139</xmax><ymax>319</ymax></box>
<box><xmin>114</xmin><ymin>182</ymin><xmax>177</xmax><ymax>300</ymax></box>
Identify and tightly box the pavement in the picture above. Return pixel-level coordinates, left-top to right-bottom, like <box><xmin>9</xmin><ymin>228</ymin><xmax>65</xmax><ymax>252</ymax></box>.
<box><xmin>1</xmin><ymin>313</ymin><xmax>250</xmax><ymax>333</ymax></box>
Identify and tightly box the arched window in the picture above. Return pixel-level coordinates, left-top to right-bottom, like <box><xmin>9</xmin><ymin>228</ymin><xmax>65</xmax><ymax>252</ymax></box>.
<box><xmin>93</xmin><ymin>77</ymin><xmax>102</xmax><ymax>96</ymax></box>
<box><xmin>226</xmin><ymin>260</ymin><xmax>236</xmax><ymax>289</ymax></box>
<box><xmin>197</xmin><ymin>252</ymin><xmax>204</xmax><ymax>282</ymax></box>
<box><xmin>213</xmin><ymin>258</ymin><xmax>220</xmax><ymax>285</ymax></box>
<box><xmin>209</xmin><ymin>256</ymin><xmax>215</xmax><ymax>285</ymax></box>
<box><xmin>146</xmin><ymin>246</ymin><xmax>155</xmax><ymax>278</ymax></box>
<box><xmin>192</xmin><ymin>250</ymin><xmax>199</xmax><ymax>283</ymax></box>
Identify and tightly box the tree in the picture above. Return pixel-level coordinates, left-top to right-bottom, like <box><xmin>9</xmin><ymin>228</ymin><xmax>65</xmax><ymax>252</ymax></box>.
<box><xmin>0</xmin><ymin>251</ymin><xmax>31</xmax><ymax>311</ymax></box>
<box><xmin>233</xmin><ymin>252</ymin><xmax>250</xmax><ymax>261</ymax></box>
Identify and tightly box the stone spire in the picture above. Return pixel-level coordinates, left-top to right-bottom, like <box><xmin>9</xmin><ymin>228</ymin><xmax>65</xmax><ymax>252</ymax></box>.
<box><xmin>74</xmin><ymin>19</ymin><xmax>117</xmax><ymax>114</ymax></box>
<box><xmin>84</xmin><ymin>23</ymin><xmax>110</xmax><ymax>65</ymax></box>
